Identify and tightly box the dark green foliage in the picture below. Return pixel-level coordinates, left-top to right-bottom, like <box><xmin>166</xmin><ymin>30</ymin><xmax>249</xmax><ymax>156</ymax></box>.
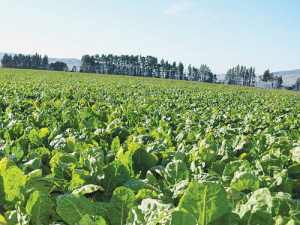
<box><xmin>0</xmin><ymin>68</ymin><xmax>299</xmax><ymax>224</ymax></box>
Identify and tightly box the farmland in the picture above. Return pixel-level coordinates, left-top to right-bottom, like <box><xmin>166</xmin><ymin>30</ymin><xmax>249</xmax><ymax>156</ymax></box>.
<box><xmin>0</xmin><ymin>68</ymin><xmax>300</xmax><ymax>224</ymax></box>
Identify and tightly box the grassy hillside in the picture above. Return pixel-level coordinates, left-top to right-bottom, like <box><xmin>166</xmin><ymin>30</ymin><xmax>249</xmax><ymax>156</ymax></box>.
<box><xmin>0</xmin><ymin>68</ymin><xmax>299</xmax><ymax>224</ymax></box>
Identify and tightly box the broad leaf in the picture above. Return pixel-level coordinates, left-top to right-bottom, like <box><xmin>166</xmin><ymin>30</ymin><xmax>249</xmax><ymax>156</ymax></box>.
<box><xmin>170</xmin><ymin>211</ymin><xmax>197</xmax><ymax>225</ymax></box>
<box><xmin>56</xmin><ymin>194</ymin><xmax>94</xmax><ymax>225</ymax></box>
<box><xmin>108</xmin><ymin>187</ymin><xmax>135</xmax><ymax>225</ymax></box>
<box><xmin>235</xmin><ymin>188</ymin><xmax>273</xmax><ymax>224</ymax></box>
<box><xmin>26</xmin><ymin>191</ymin><xmax>53</xmax><ymax>225</ymax></box>
<box><xmin>230</xmin><ymin>172</ymin><xmax>259</xmax><ymax>191</ymax></box>
<box><xmin>164</xmin><ymin>160</ymin><xmax>189</xmax><ymax>185</ymax></box>
<box><xmin>178</xmin><ymin>180</ymin><xmax>229</xmax><ymax>225</ymax></box>
<box><xmin>3</xmin><ymin>166</ymin><xmax>26</xmax><ymax>206</ymax></box>
<box><xmin>79</xmin><ymin>214</ymin><xmax>107</xmax><ymax>225</ymax></box>
<box><xmin>127</xmin><ymin>198</ymin><xmax>174</xmax><ymax>225</ymax></box>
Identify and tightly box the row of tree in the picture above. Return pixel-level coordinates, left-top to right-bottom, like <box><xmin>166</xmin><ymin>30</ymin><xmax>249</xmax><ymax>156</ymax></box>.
<box><xmin>0</xmin><ymin>52</ymin><xmax>288</xmax><ymax>89</ymax></box>
<box><xmin>80</xmin><ymin>54</ymin><xmax>217</xmax><ymax>82</ymax></box>
<box><xmin>224</xmin><ymin>65</ymin><xmax>256</xmax><ymax>86</ymax></box>
<box><xmin>0</xmin><ymin>53</ymin><xmax>70</xmax><ymax>71</ymax></box>
<box><xmin>1</xmin><ymin>53</ymin><xmax>49</xmax><ymax>70</ymax></box>
<box><xmin>259</xmin><ymin>69</ymin><xmax>283</xmax><ymax>89</ymax></box>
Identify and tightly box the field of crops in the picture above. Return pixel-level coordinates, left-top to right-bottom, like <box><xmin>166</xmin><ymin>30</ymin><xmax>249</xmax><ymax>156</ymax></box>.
<box><xmin>0</xmin><ymin>68</ymin><xmax>300</xmax><ymax>225</ymax></box>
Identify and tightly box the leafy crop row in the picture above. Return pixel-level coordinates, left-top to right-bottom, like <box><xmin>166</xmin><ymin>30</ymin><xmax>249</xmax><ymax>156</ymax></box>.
<box><xmin>0</xmin><ymin>69</ymin><xmax>299</xmax><ymax>224</ymax></box>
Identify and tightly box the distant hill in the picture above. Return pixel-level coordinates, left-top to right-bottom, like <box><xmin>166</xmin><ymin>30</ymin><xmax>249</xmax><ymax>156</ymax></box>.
<box><xmin>48</xmin><ymin>57</ymin><xmax>81</xmax><ymax>71</ymax></box>
<box><xmin>0</xmin><ymin>52</ymin><xmax>81</xmax><ymax>71</ymax></box>
<box><xmin>273</xmin><ymin>69</ymin><xmax>300</xmax><ymax>86</ymax></box>
<box><xmin>217</xmin><ymin>69</ymin><xmax>300</xmax><ymax>86</ymax></box>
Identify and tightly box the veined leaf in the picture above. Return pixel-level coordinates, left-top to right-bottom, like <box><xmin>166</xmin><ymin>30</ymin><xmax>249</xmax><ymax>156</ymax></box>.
<box><xmin>178</xmin><ymin>180</ymin><xmax>229</xmax><ymax>225</ymax></box>
<box><xmin>170</xmin><ymin>211</ymin><xmax>197</xmax><ymax>225</ymax></box>
<box><xmin>235</xmin><ymin>188</ymin><xmax>272</xmax><ymax>224</ymax></box>
<box><xmin>164</xmin><ymin>160</ymin><xmax>189</xmax><ymax>185</ymax></box>
<box><xmin>79</xmin><ymin>214</ymin><xmax>107</xmax><ymax>225</ymax></box>
<box><xmin>230</xmin><ymin>172</ymin><xmax>259</xmax><ymax>191</ymax></box>
<box><xmin>108</xmin><ymin>187</ymin><xmax>135</xmax><ymax>225</ymax></box>
<box><xmin>127</xmin><ymin>198</ymin><xmax>174</xmax><ymax>225</ymax></box>
<box><xmin>26</xmin><ymin>191</ymin><xmax>53</xmax><ymax>225</ymax></box>
<box><xmin>3</xmin><ymin>166</ymin><xmax>26</xmax><ymax>205</ymax></box>
<box><xmin>56</xmin><ymin>194</ymin><xmax>94</xmax><ymax>225</ymax></box>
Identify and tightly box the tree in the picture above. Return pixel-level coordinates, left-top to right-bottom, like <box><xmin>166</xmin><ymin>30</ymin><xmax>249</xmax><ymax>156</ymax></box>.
<box><xmin>1</xmin><ymin>54</ymin><xmax>13</xmax><ymax>68</ymax></box>
<box><xmin>71</xmin><ymin>66</ymin><xmax>77</xmax><ymax>72</ymax></box>
<box><xmin>262</xmin><ymin>69</ymin><xmax>272</xmax><ymax>82</ymax></box>
<box><xmin>178</xmin><ymin>61</ymin><xmax>184</xmax><ymax>80</ymax></box>
<box><xmin>225</xmin><ymin>65</ymin><xmax>256</xmax><ymax>86</ymax></box>
<box><xmin>276</xmin><ymin>75</ymin><xmax>283</xmax><ymax>89</ymax></box>
<box><xmin>42</xmin><ymin>55</ymin><xmax>49</xmax><ymax>70</ymax></box>
<box><xmin>295</xmin><ymin>77</ymin><xmax>300</xmax><ymax>90</ymax></box>
<box><xmin>49</xmin><ymin>61</ymin><xmax>68</xmax><ymax>71</ymax></box>
<box><xmin>81</xmin><ymin>55</ymin><xmax>91</xmax><ymax>73</ymax></box>
<box><xmin>31</xmin><ymin>53</ymin><xmax>42</xmax><ymax>69</ymax></box>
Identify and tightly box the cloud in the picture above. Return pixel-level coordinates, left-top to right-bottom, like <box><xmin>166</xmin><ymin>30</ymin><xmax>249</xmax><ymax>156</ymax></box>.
<box><xmin>164</xmin><ymin>1</ymin><xmax>194</xmax><ymax>15</ymax></box>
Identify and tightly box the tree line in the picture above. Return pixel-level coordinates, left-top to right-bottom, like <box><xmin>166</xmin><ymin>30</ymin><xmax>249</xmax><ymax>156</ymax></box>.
<box><xmin>0</xmin><ymin>53</ymin><xmax>69</xmax><ymax>71</ymax></box>
<box><xmin>0</xmin><ymin>52</ymin><xmax>290</xmax><ymax>89</ymax></box>
<box><xmin>259</xmin><ymin>69</ymin><xmax>283</xmax><ymax>89</ymax></box>
<box><xmin>224</xmin><ymin>65</ymin><xmax>256</xmax><ymax>86</ymax></box>
<box><xmin>80</xmin><ymin>54</ymin><xmax>217</xmax><ymax>82</ymax></box>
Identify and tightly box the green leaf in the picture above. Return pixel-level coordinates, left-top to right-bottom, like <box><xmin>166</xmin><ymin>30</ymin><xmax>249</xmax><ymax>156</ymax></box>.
<box><xmin>81</xmin><ymin>107</ymin><xmax>94</xmax><ymax>120</ymax></box>
<box><xmin>118</xmin><ymin>142</ymin><xmax>157</xmax><ymax>178</ymax></box>
<box><xmin>93</xmin><ymin>202</ymin><xmax>110</xmax><ymax>219</ymax></box>
<box><xmin>29</xmin><ymin>129</ymin><xmax>43</xmax><ymax>147</ymax></box>
<box><xmin>5</xmin><ymin>206</ymin><xmax>30</xmax><ymax>225</ymax></box>
<box><xmin>178</xmin><ymin>180</ymin><xmax>229</xmax><ymax>225</ymax></box>
<box><xmin>222</xmin><ymin>160</ymin><xmax>250</xmax><ymax>186</ymax></box>
<box><xmin>273</xmin><ymin>215</ymin><xmax>298</xmax><ymax>225</ymax></box>
<box><xmin>79</xmin><ymin>214</ymin><xmax>107</xmax><ymax>225</ymax></box>
<box><xmin>49</xmin><ymin>153</ymin><xmax>77</xmax><ymax>179</ymax></box>
<box><xmin>127</xmin><ymin>198</ymin><xmax>174</xmax><ymax>225</ymax></box>
<box><xmin>169</xmin><ymin>179</ymin><xmax>190</xmax><ymax>200</ymax></box>
<box><xmin>136</xmin><ymin>189</ymin><xmax>158</xmax><ymax>203</ymax></box>
<box><xmin>39</xmin><ymin>127</ymin><xmax>49</xmax><ymax>139</ymax></box>
<box><xmin>108</xmin><ymin>187</ymin><xmax>135</xmax><ymax>225</ymax></box>
<box><xmin>288</xmin><ymin>163</ymin><xmax>300</xmax><ymax>176</ymax></box>
<box><xmin>198</xmin><ymin>147</ymin><xmax>216</xmax><ymax>166</ymax></box>
<box><xmin>164</xmin><ymin>160</ymin><xmax>189</xmax><ymax>185</ymax></box>
<box><xmin>74</xmin><ymin>142</ymin><xmax>105</xmax><ymax>178</ymax></box>
<box><xmin>69</xmin><ymin>169</ymin><xmax>90</xmax><ymax>191</ymax></box>
<box><xmin>269</xmin><ymin>170</ymin><xmax>293</xmax><ymax>194</ymax></box>
<box><xmin>56</xmin><ymin>194</ymin><xmax>94</xmax><ymax>225</ymax></box>
<box><xmin>3</xmin><ymin>166</ymin><xmax>26</xmax><ymax>206</ymax></box>
<box><xmin>34</xmin><ymin>147</ymin><xmax>51</xmax><ymax>164</ymax></box>
<box><xmin>170</xmin><ymin>211</ymin><xmax>197</xmax><ymax>225</ymax></box>
<box><xmin>111</xmin><ymin>136</ymin><xmax>120</xmax><ymax>155</ymax></box>
<box><xmin>230</xmin><ymin>172</ymin><xmax>259</xmax><ymax>191</ymax></box>
<box><xmin>11</xmin><ymin>141</ymin><xmax>24</xmax><ymax>161</ymax></box>
<box><xmin>127</xmin><ymin>207</ymin><xmax>146</xmax><ymax>225</ymax></box>
<box><xmin>210</xmin><ymin>160</ymin><xmax>226</xmax><ymax>175</ymax></box>
<box><xmin>235</xmin><ymin>188</ymin><xmax>272</xmax><ymax>224</ymax></box>
<box><xmin>0</xmin><ymin>157</ymin><xmax>15</xmax><ymax>176</ymax></box>
<box><xmin>72</xmin><ymin>184</ymin><xmax>104</xmax><ymax>196</ymax></box>
<box><xmin>271</xmin><ymin>192</ymin><xmax>297</xmax><ymax>217</ymax></box>
<box><xmin>101</xmin><ymin>160</ymin><xmax>130</xmax><ymax>198</ymax></box>
<box><xmin>26</xmin><ymin>191</ymin><xmax>53</xmax><ymax>225</ymax></box>
<box><xmin>0</xmin><ymin>214</ymin><xmax>6</xmax><ymax>224</ymax></box>
<box><xmin>290</xmin><ymin>147</ymin><xmax>300</xmax><ymax>163</ymax></box>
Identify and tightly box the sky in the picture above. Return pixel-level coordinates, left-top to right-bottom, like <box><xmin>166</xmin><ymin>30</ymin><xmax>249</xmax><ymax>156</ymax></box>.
<box><xmin>0</xmin><ymin>0</ymin><xmax>299</xmax><ymax>74</ymax></box>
